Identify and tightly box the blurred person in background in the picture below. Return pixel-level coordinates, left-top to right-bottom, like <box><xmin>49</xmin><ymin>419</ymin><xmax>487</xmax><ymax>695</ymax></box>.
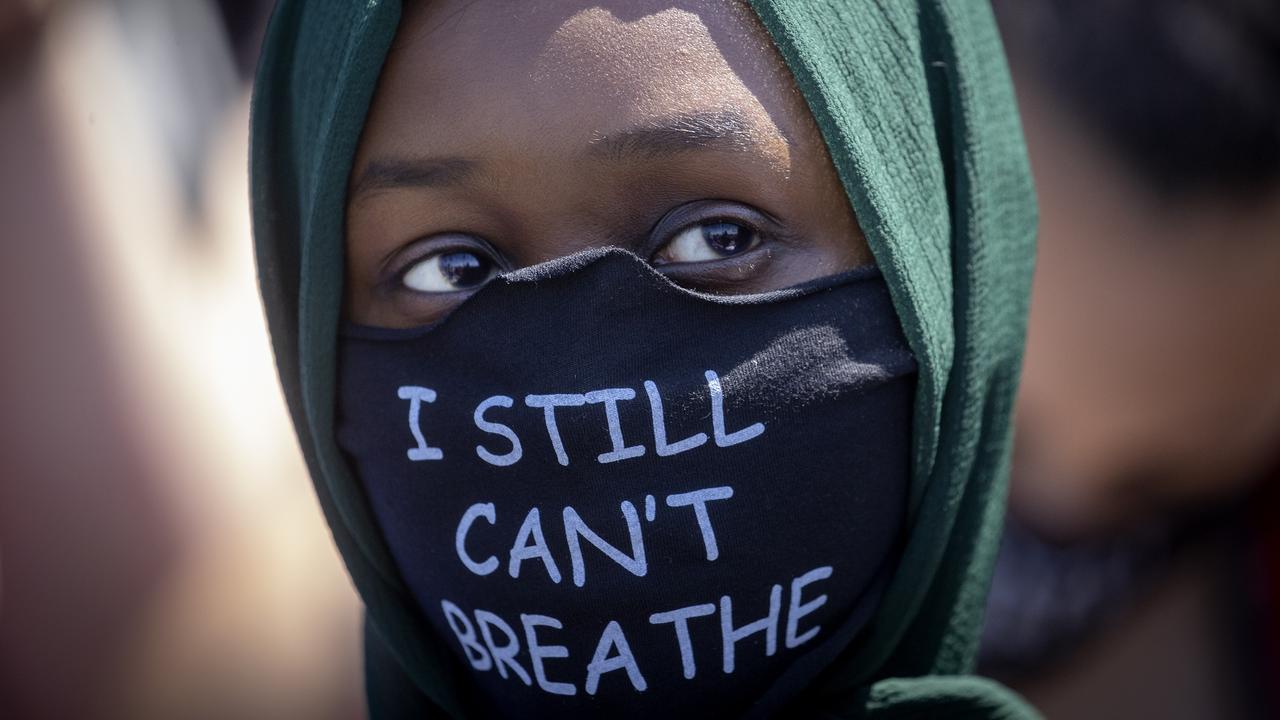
<box><xmin>981</xmin><ymin>1</ymin><xmax>1280</xmax><ymax>718</ymax></box>
<box><xmin>1</xmin><ymin>1</ymin><xmax>362</xmax><ymax>718</ymax></box>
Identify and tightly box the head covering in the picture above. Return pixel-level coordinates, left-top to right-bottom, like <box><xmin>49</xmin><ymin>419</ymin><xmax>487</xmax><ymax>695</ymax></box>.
<box><xmin>250</xmin><ymin>1</ymin><xmax>1039</xmax><ymax>717</ymax></box>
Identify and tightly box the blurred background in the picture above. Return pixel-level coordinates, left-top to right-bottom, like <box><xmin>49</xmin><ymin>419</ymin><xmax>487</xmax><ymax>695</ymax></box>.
<box><xmin>0</xmin><ymin>1</ymin><xmax>363</xmax><ymax>719</ymax></box>
<box><xmin>0</xmin><ymin>1</ymin><xmax>1277</xmax><ymax>719</ymax></box>
<box><xmin>983</xmin><ymin>2</ymin><xmax>1280</xmax><ymax>719</ymax></box>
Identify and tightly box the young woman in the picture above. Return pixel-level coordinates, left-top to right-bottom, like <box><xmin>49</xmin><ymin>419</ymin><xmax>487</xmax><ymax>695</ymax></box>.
<box><xmin>250</xmin><ymin>1</ymin><xmax>1038</xmax><ymax>717</ymax></box>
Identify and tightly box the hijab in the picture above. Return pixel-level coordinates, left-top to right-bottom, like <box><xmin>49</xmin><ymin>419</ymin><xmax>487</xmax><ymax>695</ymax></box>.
<box><xmin>250</xmin><ymin>1</ymin><xmax>1039</xmax><ymax>716</ymax></box>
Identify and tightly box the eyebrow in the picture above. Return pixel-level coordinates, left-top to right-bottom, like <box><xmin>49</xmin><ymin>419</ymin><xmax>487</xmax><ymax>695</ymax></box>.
<box><xmin>351</xmin><ymin>156</ymin><xmax>481</xmax><ymax>198</ymax></box>
<box><xmin>588</xmin><ymin>109</ymin><xmax>763</xmax><ymax>161</ymax></box>
<box><xmin>350</xmin><ymin>109</ymin><xmax>771</xmax><ymax>199</ymax></box>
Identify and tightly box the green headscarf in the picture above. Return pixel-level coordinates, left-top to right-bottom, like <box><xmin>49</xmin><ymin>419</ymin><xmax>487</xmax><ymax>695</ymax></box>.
<box><xmin>250</xmin><ymin>1</ymin><xmax>1039</xmax><ymax>717</ymax></box>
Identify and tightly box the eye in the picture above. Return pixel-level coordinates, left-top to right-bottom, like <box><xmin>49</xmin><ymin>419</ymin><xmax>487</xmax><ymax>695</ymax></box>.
<box><xmin>654</xmin><ymin>220</ymin><xmax>762</xmax><ymax>265</ymax></box>
<box><xmin>401</xmin><ymin>249</ymin><xmax>498</xmax><ymax>293</ymax></box>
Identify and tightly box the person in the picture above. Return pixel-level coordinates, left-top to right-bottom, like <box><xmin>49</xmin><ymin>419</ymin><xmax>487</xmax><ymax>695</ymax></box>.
<box><xmin>250</xmin><ymin>1</ymin><xmax>1038</xmax><ymax>717</ymax></box>
<box><xmin>981</xmin><ymin>1</ymin><xmax>1280</xmax><ymax>717</ymax></box>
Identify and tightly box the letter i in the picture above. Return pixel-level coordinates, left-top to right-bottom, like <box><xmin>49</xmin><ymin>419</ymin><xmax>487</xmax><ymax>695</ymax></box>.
<box><xmin>399</xmin><ymin>386</ymin><xmax>444</xmax><ymax>460</ymax></box>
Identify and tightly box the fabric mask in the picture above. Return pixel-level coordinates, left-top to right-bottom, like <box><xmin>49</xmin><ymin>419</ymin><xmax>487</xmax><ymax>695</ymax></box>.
<box><xmin>335</xmin><ymin>248</ymin><xmax>916</xmax><ymax>719</ymax></box>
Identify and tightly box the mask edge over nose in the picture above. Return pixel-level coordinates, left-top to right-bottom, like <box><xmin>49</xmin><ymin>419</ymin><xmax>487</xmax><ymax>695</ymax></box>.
<box><xmin>342</xmin><ymin>245</ymin><xmax>889</xmax><ymax>341</ymax></box>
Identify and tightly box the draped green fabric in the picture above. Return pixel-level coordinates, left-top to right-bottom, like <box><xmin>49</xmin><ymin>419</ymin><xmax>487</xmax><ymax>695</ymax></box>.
<box><xmin>249</xmin><ymin>1</ymin><xmax>1039</xmax><ymax>717</ymax></box>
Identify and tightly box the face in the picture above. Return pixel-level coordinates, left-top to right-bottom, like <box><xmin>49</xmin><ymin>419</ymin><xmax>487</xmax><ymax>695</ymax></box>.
<box><xmin>344</xmin><ymin>0</ymin><xmax>869</xmax><ymax>329</ymax></box>
<box><xmin>1011</xmin><ymin>82</ymin><xmax>1280</xmax><ymax>538</ymax></box>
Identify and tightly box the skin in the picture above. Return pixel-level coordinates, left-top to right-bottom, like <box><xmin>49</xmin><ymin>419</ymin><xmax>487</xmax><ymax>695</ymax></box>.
<box><xmin>1010</xmin><ymin>79</ymin><xmax>1280</xmax><ymax>539</ymax></box>
<box><xmin>344</xmin><ymin>0</ymin><xmax>870</xmax><ymax>329</ymax></box>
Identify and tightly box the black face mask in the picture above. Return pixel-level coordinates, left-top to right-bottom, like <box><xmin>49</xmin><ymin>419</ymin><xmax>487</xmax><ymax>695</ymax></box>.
<box><xmin>336</xmin><ymin>249</ymin><xmax>915</xmax><ymax>719</ymax></box>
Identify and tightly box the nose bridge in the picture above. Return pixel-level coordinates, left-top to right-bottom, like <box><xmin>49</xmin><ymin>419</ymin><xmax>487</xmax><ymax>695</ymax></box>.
<box><xmin>514</xmin><ymin>227</ymin><xmax>612</xmax><ymax>268</ymax></box>
<box><xmin>502</xmin><ymin>180</ymin><xmax>642</xmax><ymax>269</ymax></box>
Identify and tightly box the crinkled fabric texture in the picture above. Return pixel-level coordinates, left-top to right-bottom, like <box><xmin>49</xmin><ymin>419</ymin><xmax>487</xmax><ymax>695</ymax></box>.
<box><xmin>250</xmin><ymin>1</ymin><xmax>1039</xmax><ymax>717</ymax></box>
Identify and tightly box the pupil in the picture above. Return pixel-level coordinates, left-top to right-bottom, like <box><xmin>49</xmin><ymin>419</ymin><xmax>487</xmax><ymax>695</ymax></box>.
<box><xmin>438</xmin><ymin>251</ymin><xmax>490</xmax><ymax>288</ymax></box>
<box><xmin>701</xmin><ymin>222</ymin><xmax>749</xmax><ymax>255</ymax></box>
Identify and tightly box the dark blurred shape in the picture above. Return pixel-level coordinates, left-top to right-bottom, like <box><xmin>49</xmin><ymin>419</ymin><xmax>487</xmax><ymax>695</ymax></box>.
<box><xmin>984</xmin><ymin>0</ymin><xmax>1280</xmax><ymax>718</ymax></box>
<box><xmin>214</xmin><ymin>0</ymin><xmax>272</xmax><ymax>78</ymax></box>
<box><xmin>981</xmin><ymin>514</ymin><xmax>1174</xmax><ymax>673</ymax></box>
<box><xmin>0</xmin><ymin>3</ymin><xmax>43</xmax><ymax>69</ymax></box>
<box><xmin>1000</xmin><ymin>0</ymin><xmax>1280</xmax><ymax>199</ymax></box>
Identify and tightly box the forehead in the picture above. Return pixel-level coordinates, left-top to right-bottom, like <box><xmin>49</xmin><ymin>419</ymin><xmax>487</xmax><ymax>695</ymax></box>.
<box><xmin>360</xmin><ymin>0</ymin><xmax>802</xmax><ymax>168</ymax></box>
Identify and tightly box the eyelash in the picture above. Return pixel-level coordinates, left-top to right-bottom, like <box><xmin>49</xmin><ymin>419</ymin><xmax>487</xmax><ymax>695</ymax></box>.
<box><xmin>386</xmin><ymin>202</ymin><xmax>783</xmax><ymax>294</ymax></box>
